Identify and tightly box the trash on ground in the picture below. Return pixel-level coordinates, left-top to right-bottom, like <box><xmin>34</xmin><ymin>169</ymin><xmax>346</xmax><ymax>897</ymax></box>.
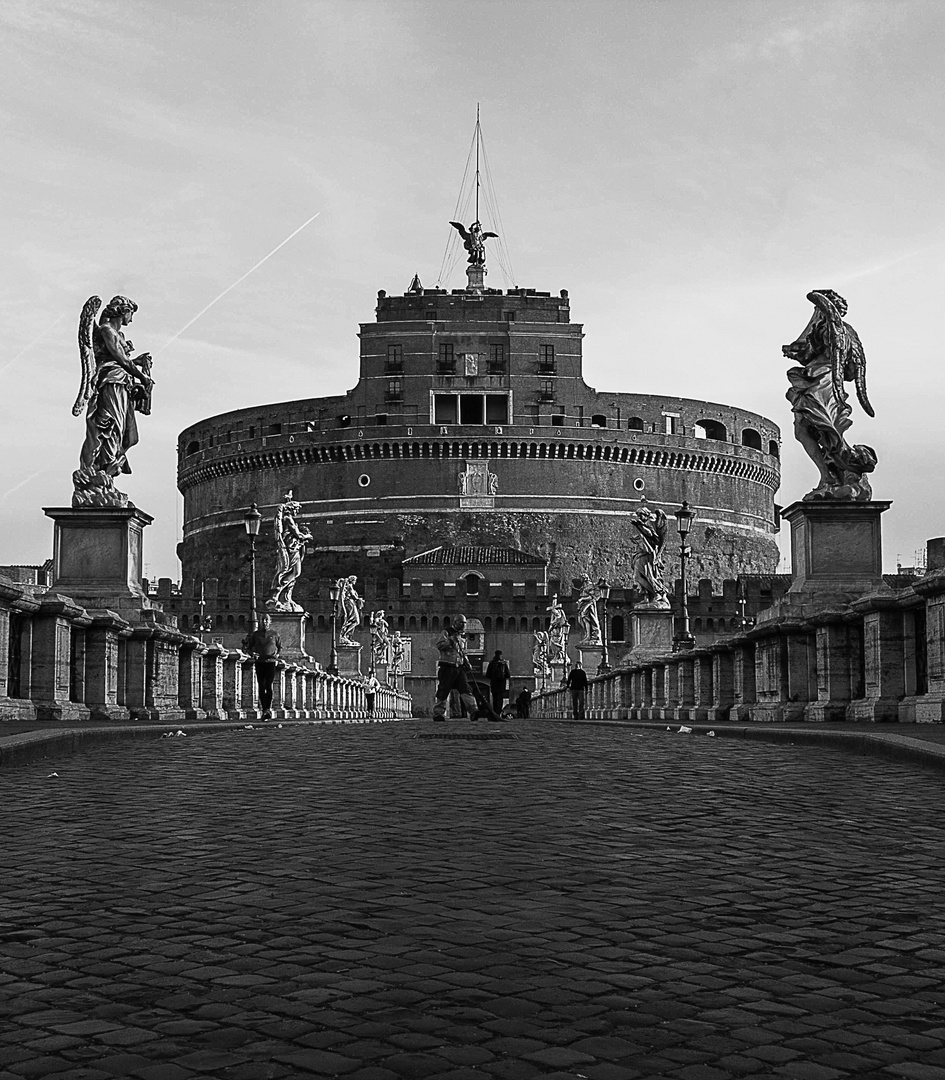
<box><xmin>678</xmin><ymin>725</ymin><xmax>693</xmax><ymax>734</ymax></box>
<box><xmin>707</xmin><ymin>730</ymin><xmax>716</xmax><ymax>736</ymax></box>
<box><xmin>46</xmin><ymin>772</ymin><xmax>59</xmax><ymax>778</ymax></box>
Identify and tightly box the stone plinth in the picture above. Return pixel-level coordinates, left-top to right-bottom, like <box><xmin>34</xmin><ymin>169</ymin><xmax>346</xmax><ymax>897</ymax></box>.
<box><xmin>624</xmin><ymin>608</ymin><xmax>674</xmax><ymax>664</ymax></box>
<box><xmin>267</xmin><ymin>611</ymin><xmax>310</xmax><ymax>662</ymax></box>
<box><xmin>336</xmin><ymin>642</ymin><xmax>362</xmax><ymax>677</ymax></box>
<box><xmin>782</xmin><ymin>500</ymin><xmax>891</xmax><ymax>610</ymax></box>
<box><xmin>577</xmin><ymin>643</ymin><xmax>602</xmax><ymax>673</ymax></box>
<box><xmin>43</xmin><ymin>506</ymin><xmax>153</xmax><ymax>613</ymax></box>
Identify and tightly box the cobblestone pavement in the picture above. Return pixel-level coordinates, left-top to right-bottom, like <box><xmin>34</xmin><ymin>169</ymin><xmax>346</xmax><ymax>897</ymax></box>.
<box><xmin>1</xmin><ymin>720</ymin><xmax>944</xmax><ymax>1080</ymax></box>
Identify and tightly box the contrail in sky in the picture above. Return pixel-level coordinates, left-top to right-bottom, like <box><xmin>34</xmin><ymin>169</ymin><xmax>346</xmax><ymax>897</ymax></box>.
<box><xmin>0</xmin><ymin>312</ymin><xmax>67</xmax><ymax>376</ymax></box>
<box><xmin>154</xmin><ymin>211</ymin><xmax>321</xmax><ymax>356</ymax></box>
<box><xmin>0</xmin><ymin>467</ymin><xmax>50</xmax><ymax>502</ymax></box>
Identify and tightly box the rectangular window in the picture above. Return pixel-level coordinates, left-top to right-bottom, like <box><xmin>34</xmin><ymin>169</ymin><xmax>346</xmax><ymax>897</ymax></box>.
<box><xmin>551</xmin><ymin>414</ymin><xmax>565</xmax><ymax>426</ymax></box>
<box><xmin>385</xmin><ymin>344</ymin><xmax>403</xmax><ymax>374</ymax></box>
<box><xmin>460</xmin><ymin>395</ymin><xmax>484</xmax><ymax>424</ymax></box>
<box><xmin>438</xmin><ymin>343</ymin><xmax>455</xmax><ymax>373</ymax></box>
<box><xmin>375</xmin><ymin>413</ymin><xmax>388</xmax><ymax>426</ymax></box>
<box><xmin>488</xmin><ymin>343</ymin><xmax>507</xmax><ymax>374</ymax></box>
<box><xmin>434</xmin><ymin>395</ymin><xmax>457</xmax><ymax>424</ymax></box>
<box><xmin>386</xmin><ymin>379</ymin><xmax>403</xmax><ymax>402</ymax></box>
<box><xmin>663</xmin><ymin>412</ymin><xmax>680</xmax><ymax>435</ymax></box>
<box><xmin>539</xmin><ymin>380</ymin><xmax>555</xmax><ymax>401</ymax></box>
<box><xmin>267</xmin><ymin>423</ymin><xmax>282</xmax><ymax>436</ymax></box>
<box><xmin>538</xmin><ymin>344</ymin><xmax>556</xmax><ymax>374</ymax></box>
<box><xmin>485</xmin><ymin>395</ymin><xmax>509</xmax><ymax>424</ymax></box>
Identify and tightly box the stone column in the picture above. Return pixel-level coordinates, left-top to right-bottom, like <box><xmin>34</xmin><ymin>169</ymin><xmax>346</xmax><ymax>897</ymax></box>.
<box><xmin>270</xmin><ymin>661</ymin><xmax>286</xmax><ymax>716</ymax></box>
<box><xmin>807</xmin><ymin>616</ymin><xmax>854</xmax><ymax>723</ymax></box>
<box><xmin>660</xmin><ymin>660</ymin><xmax>679</xmax><ymax>721</ymax></box>
<box><xmin>84</xmin><ymin>612</ymin><xmax>129</xmax><ymax>721</ymax></box>
<box><xmin>730</xmin><ymin>639</ymin><xmax>756</xmax><ymax>721</ymax></box>
<box><xmin>178</xmin><ymin>640</ymin><xmax>207</xmax><ymax>719</ymax></box>
<box><xmin>676</xmin><ymin>656</ymin><xmax>696</xmax><ymax>721</ymax></box>
<box><xmin>707</xmin><ymin>646</ymin><xmax>735</xmax><ymax>723</ymax></box>
<box><xmin>222</xmin><ymin>650</ymin><xmax>244</xmax><ymax>720</ymax></box>
<box><xmin>912</xmin><ymin>577</ymin><xmax>945</xmax><ymax>723</ymax></box>
<box><xmin>150</xmin><ymin>630</ymin><xmax>185</xmax><ymax>723</ymax></box>
<box><xmin>848</xmin><ymin>597</ymin><xmax>906</xmax><ymax>722</ymax></box>
<box><xmin>240</xmin><ymin>655</ymin><xmax>258</xmax><ymax>717</ymax></box>
<box><xmin>30</xmin><ymin>594</ymin><xmax>90</xmax><ymax>722</ymax></box>
<box><xmin>650</xmin><ymin>663</ymin><xmax>667</xmax><ymax>720</ymax></box>
<box><xmin>692</xmin><ymin>652</ymin><xmax>714</xmax><ymax>722</ymax></box>
<box><xmin>201</xmin><ymin>644</ymin><xmax>225</xmax><ymax>720</ymax></box>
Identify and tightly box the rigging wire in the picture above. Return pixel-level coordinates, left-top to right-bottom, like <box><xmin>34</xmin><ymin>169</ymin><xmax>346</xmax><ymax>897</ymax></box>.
<box><xmin>435</xmin><ymin>125</ymin><xmax>478</xmax><ymax>288</ymax></box>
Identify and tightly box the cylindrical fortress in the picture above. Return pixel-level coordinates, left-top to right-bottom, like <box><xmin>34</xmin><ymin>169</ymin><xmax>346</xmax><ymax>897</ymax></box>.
<box><xmin>177</xmin><ymin>283</ymin><xmax>781</xmax><ymax>597</ymax></box>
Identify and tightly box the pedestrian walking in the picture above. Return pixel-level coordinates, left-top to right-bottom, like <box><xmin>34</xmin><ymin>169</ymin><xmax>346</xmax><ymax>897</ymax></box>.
<box><xmin>242</xmin><ymin>613</ymin><xmax>282</xmax><ymax>720</ymax></box>
<box><xmin>516</xmin><ymin>687</ymin><xmax>532</xmax><ymax>718</ymax></box>
<box><xmin>365</xmin><ymin>673</ymin><xmax>380</xmax><ymax>715</ymax></box>
<box><xmin>566</xmin><ymin>661</ymin><xmax>589</xmax><ymax>719</ymax></box>
<box><xmin>486</xmin><ymin>650</ymin><xmax>511</xmax><ymax>713</ymax></box>
<box><xmin>432</xmin><ymin>614</ymin><xmax>479</xmax><ymax>722</ymax></box>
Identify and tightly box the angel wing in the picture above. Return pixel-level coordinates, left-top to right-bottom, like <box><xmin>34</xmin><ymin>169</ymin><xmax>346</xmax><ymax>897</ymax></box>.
<box><xmin>481</xmin><ymin>230</ymin><xmax>499</xmax><ymax>240</ymax></box>
<box><xmin>72</xmin><ymin>295</ymin><xmax>102</xmax><ymax>417</ymax></box>
<box><xmin>449</xmin><ymin>221</ymin><xmax>470</xmax><ymax>242</ymax></box>
<box><xmin>652</xmin><ymin>508</ymin><xmax>669</xmax><ymax>550</ymax></box>
<box><xmin>847</xmin><ymin>326</ymin><xmax>874</xmax><ymax>417</ymax></box>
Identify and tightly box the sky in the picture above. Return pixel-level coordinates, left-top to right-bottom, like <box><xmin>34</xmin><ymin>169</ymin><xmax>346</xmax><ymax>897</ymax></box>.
<box><xmin>2</xmin><ymin>0</ymin><xmax>944</xmax><ymax>580</ymax></box>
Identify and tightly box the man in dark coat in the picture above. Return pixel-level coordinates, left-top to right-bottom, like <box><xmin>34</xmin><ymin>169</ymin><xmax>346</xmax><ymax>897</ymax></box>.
<box><xmin>485</xmin><ymin>650</ymin><xmax>511</xmax><ymax>713</ymax></box>
<box><xmin>566</xmin><ymin>661</ymin><xmax>589</xmax><ymax>719</ymax></box>
<box><xmin>242</xmin><ymin>614</ymin><xmax>282</xmax><ymax>720</ymax></box>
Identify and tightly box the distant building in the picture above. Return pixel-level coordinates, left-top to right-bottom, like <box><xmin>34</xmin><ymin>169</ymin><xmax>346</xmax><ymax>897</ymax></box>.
<box><xmin>174</xmin><ymin>233</ymin><xmax>782</xmax><ymax>706</ymax></box>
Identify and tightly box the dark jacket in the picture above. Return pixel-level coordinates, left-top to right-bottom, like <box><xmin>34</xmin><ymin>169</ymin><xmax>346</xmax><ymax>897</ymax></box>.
<box><xmin>566</xmin><ymin>668</ymin><xmax>589</xmax><ymax>691</ymax></box>
<box><xmin>244</xmin><ymin>628</ymin><xmax>282</xmax><ymax>660</ymax></box>
<box><xmin>486</xmin><ymin>657</ymin><xmax>510</xmax><ymax>684</ymax></box>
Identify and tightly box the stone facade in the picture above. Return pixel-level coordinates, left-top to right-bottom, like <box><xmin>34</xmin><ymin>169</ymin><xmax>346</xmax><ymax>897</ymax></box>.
<box><xmin>172</xmin><ymin>277</ymin><xmax>782</xmax><ymax>700</ymax></box>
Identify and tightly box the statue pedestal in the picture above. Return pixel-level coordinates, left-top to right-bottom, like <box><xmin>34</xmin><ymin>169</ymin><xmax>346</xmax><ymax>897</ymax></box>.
<box><xmin>550</xmin><ymin>661</ymin><xmax>569</xmax><ymax>689</ymax></box>
<box><xmin>466</xmin><ymin>265</ymin><xmax>486</xmax><ymax>293</ymax></box>
<box><xmin>43</xmin><ymin>506</ymin><xmax>153</xmax><ymax>614</ymax></box>
<box><xmin>780</xmin><ymin>500</ymin><xmax>892</xmax><ymax>613</ymax></box>
<box><xmin>267</xmin><ymin>611</ymin><xmax>310</xmax><ymax>662</ymax></box>
<box><xmin>624</xmin><ymin>609</ymin><xmax>674</xmax><ymax>664</ymax></box>
<box><xmin>577</xmin><ymin>643</ymin><xmax>603</xmax><ymax>672</ymax></box>
<box><xmin>373</xmin><ymin>662</ymin><xmax>389</xmax><ymax>686</ymax></box>
<box><xmin>336</xmin><ymin>642</ymin><xmax>362</xmax><ymax>677</ymax></box>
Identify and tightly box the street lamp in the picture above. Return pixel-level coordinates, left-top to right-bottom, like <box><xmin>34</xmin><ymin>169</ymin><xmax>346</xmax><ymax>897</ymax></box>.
<box><xmin>597</xmin><ymin>577</ymin><xmax>612</xmax><ymax>674</ymax></box>
<box><xmin>674</xmin><ymin>501</ymin><xmax>695</xmax><ymax>651</ymax></box>
<box><xmin>328</xmin><ymin>580</ymin><xmax>340</xmax><ymax>675</ymax></box>
<box><xmin>243</xmin><ymin>502</ymin><xmax>262</xmax><ymax>632</ymax></box>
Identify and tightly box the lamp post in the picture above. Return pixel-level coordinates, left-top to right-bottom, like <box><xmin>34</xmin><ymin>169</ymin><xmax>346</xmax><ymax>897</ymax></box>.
<box><xmin>197</xmin><ymin>581</ymin><xmax>212</xmax><ymax>642</ymax></box>
<box><xmin>328</xmin><ymin>581</ymin><xmax>340</xmax><ymax>675</ymax></box>
<box><xmin>597</xmin><ymin>577</ymin><xmax>612</xmax><ymax>674</ymax></box>
<box><xmin>243</xmin><ymin>502</ymin><xmax>262</xmax><ymax>632</ymax></box>
<box><xmin>674</xmin><ymin>501</ymin><xmax>695</xmax><ymax>651</ymax></box>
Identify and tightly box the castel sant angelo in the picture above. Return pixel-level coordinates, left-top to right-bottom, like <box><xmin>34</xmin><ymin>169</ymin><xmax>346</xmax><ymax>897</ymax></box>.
<box><xmin>174</xmin><ymin>174</ymin><xmax>783</xmax><ymax>698</ymax></box>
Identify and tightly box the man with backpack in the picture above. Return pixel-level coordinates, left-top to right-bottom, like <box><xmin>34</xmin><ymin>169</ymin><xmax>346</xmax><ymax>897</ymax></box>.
<box><xmin>485</xmin><ymin>650</ymin><xmax>511</xmax><ymax>713</ymax></box>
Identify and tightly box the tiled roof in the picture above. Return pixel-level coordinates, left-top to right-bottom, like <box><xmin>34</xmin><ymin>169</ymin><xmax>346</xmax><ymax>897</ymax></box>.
<box><xmin>403</xmin><ymin>545</ymin><xmax>547</xmax><ymax>567</ymax></box>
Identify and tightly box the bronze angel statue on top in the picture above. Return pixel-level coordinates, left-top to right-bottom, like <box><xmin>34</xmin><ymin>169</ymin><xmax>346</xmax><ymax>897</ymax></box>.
<box><xmin>782</xmin><ymin>290</ymin><xmax>877</xmax><ymax>501</ymax></box>
<box><xmin>449</xmin><ymin>220</ymin><xmax>498</xmax><ymax>266</ymax></box>
<box><xmin>71</xmin><ymin>295</ymin><xmax>154</xmax><ymax>507</ymax></box>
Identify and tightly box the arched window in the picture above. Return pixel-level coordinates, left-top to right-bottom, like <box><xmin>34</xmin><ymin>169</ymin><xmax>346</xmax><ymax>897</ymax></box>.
<box><xmin>398</xmin><ymin>616</ymin><xmax>406</xmax><ymax>629</ymax></box>
<box><xmin>226</xmin><ymin>615</ymin><xmax>234</xmax><ymax>630</ymax></box>
<box><xmin>495</xmin><ymin>616</ymin><xmax>504</xmax><ymax>631</ymax></box>
<box><xmin>186</xmin><ymin>440</ymin><xmax>200</xmax><ymax>455</ymax></box>
<box><xmin>465</xmin><ymin>573</ymin><xmax>481</xmax><ymax>596</ymax></box>
<box><xmin>531</xmin><ymin>617</ymin><xmax>541</xmax><ymax>631</ymax></box>
<box><xmin>520</xmin><ymin>617</ymin><xmax>529</xmax><ymax>631</ymax></box>
<box><xmin>694</xmin><ymin>419</ymin><xmax>727</xmax><ymax>441</ymax></box>
<box><xmin>591</xmin><ymin>414</ymin><xmax>607</xmax><ymax>428</ymax></box>
<box><xmin>611</xmin><ymin>615</ymin><xmax>625</xmax><ymax>641</ymax></box>
<box><xmin>420</xmin><ymin>616</ymin><xmax>428</xmax><ymax>630</ymax></box>
<box><xmin>627</xmin><ymin>417</ymin><xmax>645</xmax><ymax>431</ymax></box>
<box><xmin>769</xmin><ymin>439</ymin><xmax>780</xmax><ymax>458</ymax></box>
<box><xmin>237</xmin><ymin>615</ymin><xmax>245</xmax><ymax>629</ymax></box>
<box><xmin>317</xmin><ymin>615</ymin><xmax>326</xmax><ymax>631</ymax></box>
<box><xmin>742</xmin><ymin>428</ymin><xmax>762</xmax><ymax>450</ymax></box>
<box><xmin>408</xmin><ymin>616</ymin><xmax>417</xmax><ymax>630</ymax></box>
<box><xmin>431</xmin><ymin>616</ymin><xmax>440</xmax><ymax>631</ymax></box>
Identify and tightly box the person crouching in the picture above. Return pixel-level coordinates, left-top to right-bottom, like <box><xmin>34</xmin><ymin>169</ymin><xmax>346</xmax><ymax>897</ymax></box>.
<box><xmin>433</xmin><ymin>614</ymin><xmax>479</xmax><ymax>722</ymax></box>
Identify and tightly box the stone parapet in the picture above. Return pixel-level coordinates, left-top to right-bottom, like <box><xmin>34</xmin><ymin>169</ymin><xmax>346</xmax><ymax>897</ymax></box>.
<box><xmin>0</xmin><ymin>573</ymin><xmax>412</xmax><ymax>726</ymax></box>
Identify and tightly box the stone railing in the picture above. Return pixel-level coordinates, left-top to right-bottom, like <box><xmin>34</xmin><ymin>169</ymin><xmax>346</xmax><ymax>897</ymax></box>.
<box><xmin>532</xmin><ymin>567</ymin><xmax>945</xmax><ymax>725</ymax></box>
<box><xmin>0</xmin><ymin>576</ymin><xmax>411</xmax><ymax>725</ymax></box>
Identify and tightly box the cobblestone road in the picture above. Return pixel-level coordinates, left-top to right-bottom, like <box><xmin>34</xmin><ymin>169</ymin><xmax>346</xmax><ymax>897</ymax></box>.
<box><xmin>1</xmin><ymin>720</ymin><xmax>944</xmax><ymax>1080</ymax></box>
